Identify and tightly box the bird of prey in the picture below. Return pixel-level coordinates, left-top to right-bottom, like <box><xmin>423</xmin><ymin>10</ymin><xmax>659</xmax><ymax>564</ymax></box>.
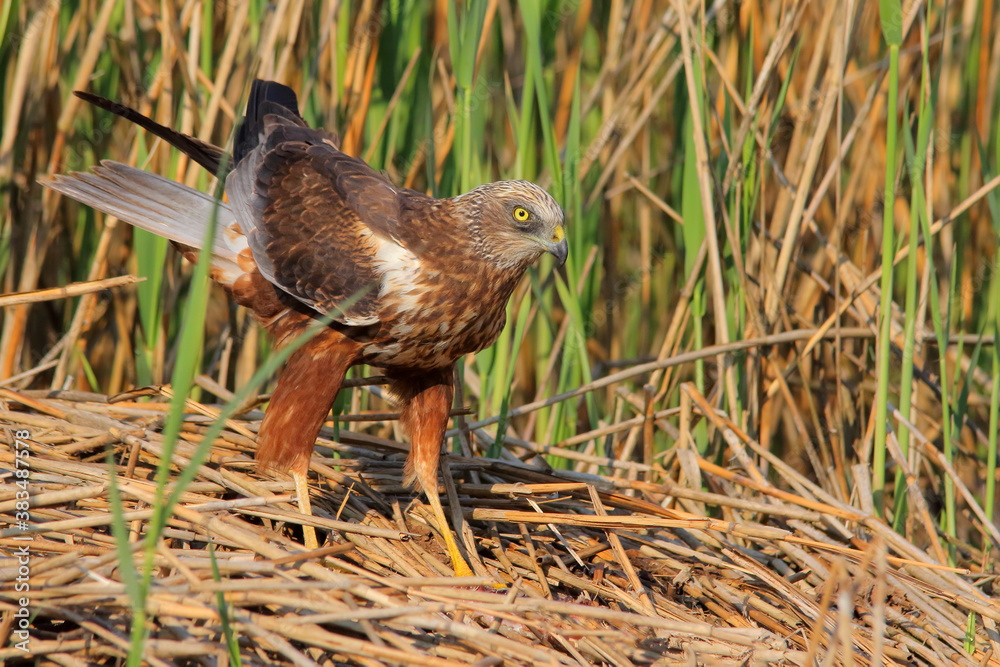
<box><xmin>42</xmin><ymin>80</ymin><xmax>567</xmax><ymax>577</ymax></box>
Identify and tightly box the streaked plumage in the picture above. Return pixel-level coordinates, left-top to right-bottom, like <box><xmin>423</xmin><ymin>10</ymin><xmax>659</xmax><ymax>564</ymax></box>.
<box><xmin>42</xmin><ymin>80</ymin><xmax>567</xmax><ymax>575</ymax></box>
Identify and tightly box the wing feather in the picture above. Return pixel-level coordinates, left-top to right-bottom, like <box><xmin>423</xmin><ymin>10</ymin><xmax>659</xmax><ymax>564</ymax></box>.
<box><xmin>222</xmin><ymin>81</ymin><xmax>446</xmax><ymax>326</ymax></box>
<box><xmin>225</xmin><ymin>94</ymin><xmax>434</xmax><ymax>326</ymax></box>
<box><xmin>226</xmin><ymin>139</ymin><xmax>395</xmax><ymax>325</ymax></box>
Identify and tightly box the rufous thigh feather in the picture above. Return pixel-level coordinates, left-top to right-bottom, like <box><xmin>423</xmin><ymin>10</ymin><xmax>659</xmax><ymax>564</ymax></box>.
<box><xmin>396</xmin><ymin>370</ymin><xmax>454</xmax><ymax>490</ymax></box>
<box><xmin>256</xmin><ymin>333</ymin><xmax>361</xmax><ymax>474</ymax></box>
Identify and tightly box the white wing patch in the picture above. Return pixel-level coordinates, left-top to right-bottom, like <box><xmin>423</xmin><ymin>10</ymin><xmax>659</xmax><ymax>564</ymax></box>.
<box><xmin>374</xmin><ymin>238</ymin><xmax>422</xmax><ymax>313</ymax></box>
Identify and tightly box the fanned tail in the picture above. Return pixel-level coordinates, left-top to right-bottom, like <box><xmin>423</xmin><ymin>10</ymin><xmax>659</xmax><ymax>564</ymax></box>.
<box><xmin>40</xmin><ymin>161</ymin><xmax>246</xmax><ymax>286</ymax></box>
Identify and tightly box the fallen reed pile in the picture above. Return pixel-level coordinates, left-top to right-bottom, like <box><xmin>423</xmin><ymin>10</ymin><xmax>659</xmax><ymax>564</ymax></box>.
<box><xmin>1</xmin><ymin>383</ymin><xmax>997</xmax><ymax>666</ymax></box>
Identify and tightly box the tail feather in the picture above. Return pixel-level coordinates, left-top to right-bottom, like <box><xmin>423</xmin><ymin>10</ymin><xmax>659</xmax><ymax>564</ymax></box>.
<box><xmin>40</xmin><ymin>161</ymin><xmax>246</xmax><ymax>285</ymax></box>
<box><xmin>48</xmin><ymin>81</ymin><xmax>312</xmax><ymax>293</ymax></box>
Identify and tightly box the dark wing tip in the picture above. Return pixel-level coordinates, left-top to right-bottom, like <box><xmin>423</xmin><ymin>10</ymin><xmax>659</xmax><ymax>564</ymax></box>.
<box><xmin>249</xmin><ymin>80</ymin><xmax>301</xmax><ymax>117</ymax></box>
<box><xmin>72</xmin><ymin>89</ymin><xmax>225</xmax><ymax>175</ymax></box>
<box><xmin>234</xmin><ymin>80</ymin><xmax>305</xmax><ymax>166</ymax></box>
<box><xmin>74</xmin><ymin>90</ymin><xmax>126</xmax><ymax>114</ymax></box>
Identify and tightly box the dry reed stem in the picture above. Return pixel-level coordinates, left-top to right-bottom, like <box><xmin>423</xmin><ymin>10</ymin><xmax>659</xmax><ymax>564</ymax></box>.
<box><xmin>0</xmin><ymin>386</ymin><xmax>996</xmax><ymax>665</ymax></box>
<box><xmin>0</xmin><ymin>275</ymin><xmax>143</xmax><ymax>308</ymax></box>
<box><xmin>5</xmin><ymin>2</ymin><xmax>1000</xmax><ymax>665</ymax></box>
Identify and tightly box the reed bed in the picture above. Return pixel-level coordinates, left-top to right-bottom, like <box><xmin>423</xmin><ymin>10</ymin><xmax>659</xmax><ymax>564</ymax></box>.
<box><xmin>2</xmin><ymin>0</ymin><xmax>1000</xmax><ymax>664</ymax></box>
<box><xmin>1</xmin><ymin>385</ymin><xmax>998</xmax><ymax>666</ymax></box>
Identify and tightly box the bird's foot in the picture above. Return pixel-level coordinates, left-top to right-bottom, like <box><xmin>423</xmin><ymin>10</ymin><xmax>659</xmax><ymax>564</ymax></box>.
<box><xmin>444</xmin><ymin>542</ymin><xmax>475</xmax><ymax>578</ymax></box>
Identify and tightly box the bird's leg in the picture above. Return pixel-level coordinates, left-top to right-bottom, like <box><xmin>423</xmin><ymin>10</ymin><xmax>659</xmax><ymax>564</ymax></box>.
<box><xmin>398</xmin><ymin>369</ymin><xmax>473</xmax><ymax>577</ymax></box>
<box><xmin>423</xmin><ymin>470</ymin><xmax>473</xmax><ymax>577</ymax></box>
<box><xmin>257</xmin><ymin>334</ymin><xmax>359</xmax><ymax>552</ymax></box>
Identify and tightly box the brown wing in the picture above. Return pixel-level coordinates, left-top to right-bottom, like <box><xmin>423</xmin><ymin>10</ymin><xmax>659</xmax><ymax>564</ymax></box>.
<box><xmin>225</xmin><ymin>81</ymin><xmax>443</xmax><ymax>326</ymax></box>
<box><xmin>227</xmin><ymin>127</ymin><xmax>435</xmax><ymax>325</ymax></box>
<box><xmin>253</xmin><ymin>140</ymin><xmax>389</xmax><ymax>324</ymax></box>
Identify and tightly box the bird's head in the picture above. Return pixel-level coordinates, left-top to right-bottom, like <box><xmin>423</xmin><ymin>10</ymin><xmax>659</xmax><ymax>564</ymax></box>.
<box><xmin>459</xmin><ymin>180</ymin><xmax>568</xmax><ymax>270</ymax></box>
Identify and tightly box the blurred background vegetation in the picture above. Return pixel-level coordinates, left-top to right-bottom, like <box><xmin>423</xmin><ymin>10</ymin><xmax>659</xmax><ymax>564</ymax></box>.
<box><xmin>1</xmin><ymin>0</ymin><xmax>999</xmax><ymax>564</ymax></box>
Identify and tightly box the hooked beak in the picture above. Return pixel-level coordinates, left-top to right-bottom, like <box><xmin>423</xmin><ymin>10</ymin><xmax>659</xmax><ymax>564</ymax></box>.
<box><xmin>546</xmin><ymin>225</ymin><xmax>568</xmax><ymax>266</ymax></box>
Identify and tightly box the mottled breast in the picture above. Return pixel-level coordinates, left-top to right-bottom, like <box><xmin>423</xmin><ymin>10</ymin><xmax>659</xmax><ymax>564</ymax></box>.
<box><xmin>356</xmin><ymin>240</ymin><xmax>522</xmax><ymax>371</ymax></box>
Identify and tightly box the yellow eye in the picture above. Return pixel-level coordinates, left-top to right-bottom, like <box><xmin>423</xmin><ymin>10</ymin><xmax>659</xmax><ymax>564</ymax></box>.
<box><xmin>513</xmin><ymin>206</ymin><xmax>530</xmax><ymax>222</ymax></box>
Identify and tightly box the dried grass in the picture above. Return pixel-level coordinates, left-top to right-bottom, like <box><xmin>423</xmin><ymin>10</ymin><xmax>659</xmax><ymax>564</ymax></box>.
<box><xmin>2</xmin><ymin>384</ymin><xmax>997</xmax><ymax>666</ymax></box>
<box><xmin>3</xmin><ymin>1</ymin><xmax>1000</xmax><ymax>664</ymax></box>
